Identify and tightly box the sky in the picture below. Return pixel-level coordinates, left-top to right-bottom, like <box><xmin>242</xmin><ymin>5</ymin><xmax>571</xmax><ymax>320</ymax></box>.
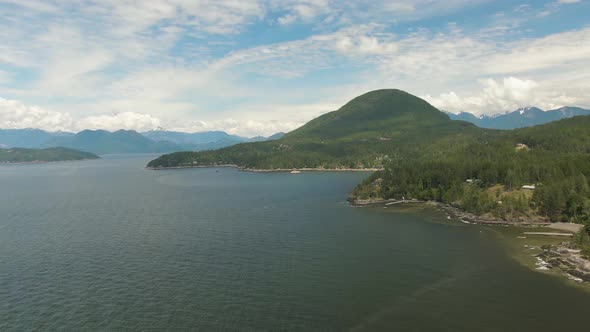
<box><xmin>0</xmin><ymin>0</ymin><xmax>589</xmax><ymax>136</ymax></box>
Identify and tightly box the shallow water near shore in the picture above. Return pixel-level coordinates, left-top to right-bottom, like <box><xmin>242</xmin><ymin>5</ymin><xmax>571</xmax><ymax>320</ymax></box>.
<box><xmin>1</xmin><ymin>154</ymin><xmax>589</xmax><ymax>331</ymax></box>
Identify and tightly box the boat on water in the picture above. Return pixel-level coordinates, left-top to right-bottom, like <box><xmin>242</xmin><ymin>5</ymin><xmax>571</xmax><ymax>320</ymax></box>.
<box><xmin>290</xmin><ymin>170</ymin><xmax>301</xmax><ymax>174</ymax></box>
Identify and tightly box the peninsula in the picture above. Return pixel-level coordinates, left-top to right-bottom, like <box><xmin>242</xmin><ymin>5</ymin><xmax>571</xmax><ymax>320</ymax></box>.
<box><xmin>0</xmin><ymin>147</ymin><xmax>99</xmax><ymax>164</ymax></box>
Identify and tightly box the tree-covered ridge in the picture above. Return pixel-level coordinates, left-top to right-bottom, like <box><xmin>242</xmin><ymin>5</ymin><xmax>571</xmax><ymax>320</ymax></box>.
<box><xmin>352</xmin><ymin>116</ymin><xmax>590</xmax><ymax>227</ymax></box>
<box><xmin>0</xmin><ymin>147</ymin><xmax>99</xmax><ymax>163</ymax></box>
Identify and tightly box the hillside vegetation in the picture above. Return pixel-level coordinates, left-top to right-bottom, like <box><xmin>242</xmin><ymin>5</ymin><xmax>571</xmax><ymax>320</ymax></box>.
<box><xmin>0</xmin><ymin>147</ymin><xmax>99</xmax><ymax>163</ymax></box>
<box><xmin>352</xmin><ymin>116</ymin><xmax>590</xmax><ymax>226</ymax></box>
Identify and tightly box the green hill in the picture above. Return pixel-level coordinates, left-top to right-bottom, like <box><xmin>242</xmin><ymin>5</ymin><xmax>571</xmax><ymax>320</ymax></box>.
<box><xmin>285</xmin><ymin>89</ymin><xmax>451</xmax><ymax>140</ymax></box>
<box><xmin>147</xmin><ymin>89</ymin><xmax>479</xmax><ymax>169</ymax></box>
<box><xmin>0</xmin><ymin>147</ymin><xmax>99</xmax><ymax>163</ymax></box>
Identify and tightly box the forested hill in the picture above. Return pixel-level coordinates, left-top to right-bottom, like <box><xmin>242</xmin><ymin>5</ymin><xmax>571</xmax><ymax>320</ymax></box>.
<box><xmin>284</xmin><ymin>89</ymin><xmax>451</xmax><ymax>140</ymax></box>
<box><xmin>0</xmin><ymin>147</ymin><xmax>99</xmax><ymax>163</ymax></box>
<box><xmin>352</xmin><ymin>116</ymin><xmax>590</xmax><ymax>225</ymax></box>
<box><xmin>147</xmin><ymin>89</ymin><xmax>481</xmax><ymax>169</ymax></box>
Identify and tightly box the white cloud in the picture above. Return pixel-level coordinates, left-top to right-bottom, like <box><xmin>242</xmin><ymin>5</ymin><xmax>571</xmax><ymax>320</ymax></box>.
<box><xmin>207</xmin><ymin>24</ymin><xmax>399</xmax><ymax>79</ymax></box>
<box><xmin>277</xmin><ymin>14</ymin><xmax>297</xmax><ymax>25</ymax></box>
<box><xmin>76</xmin><ymin>112</ymin><xmax>163</xmax><ymax>132</ymax></box>
<box><xmin>1</xmin><ymin>1</ymin><xmax>589</xmax><ymax>135</ymax></box>
<box><xmin>484</xmin><ymin>28</ymin><xmax>590</xmax><ymax>75</ymax></box>
<box><xmin>0</xmin><ymin>97</ymin><xmax>162</xmax><ymax>133</ymax></box>
<box><xmin>335</xmin><ymin>32</ymin><xmax>398</xmax><ymax>55</ymax></box>
<box><xmin>0</xmin><ymin>97</ymin><xmax>73</xmax><ymax>131</ymax></box>
<box><xmin>172</xmin><ymin>118</ymin><xmax>300</xmax><ymax>137</ymax></box>
<box><xmin>273</xmin><ymin>0</ymin><xmax>331</xmax><ymax>25</ymax></box>
<box><xmin>0</xmin><ymin>96</ymin><xmax>332</xmax><ymax>136</ymax></box>
<box><xmin>424</xmin><ymin>76</ymin><xmax>585</xmax><ymax>115</ymax></box>
<box><xmin>168</xmin><ymin>101</ymin><xmax>340</xmax><ymax>136</ymax></box>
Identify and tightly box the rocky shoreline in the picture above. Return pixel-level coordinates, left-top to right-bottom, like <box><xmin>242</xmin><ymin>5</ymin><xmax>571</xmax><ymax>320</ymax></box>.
<box><xmin>350</xmin><ymin>197</ymin><xmax>549</xmax><ymax>226</ymax></box>
<box><xmin>535</xmin><ymin>243</ymin><xmax>590</xmax><ymax>283</ymax></box>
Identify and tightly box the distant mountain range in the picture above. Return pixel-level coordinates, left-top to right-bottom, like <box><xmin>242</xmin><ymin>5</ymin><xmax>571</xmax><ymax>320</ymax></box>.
<box><xmin>0</xmin><ymin>128</ymin><xmax>284</xmax><ymax>155</ymax></box>
<box><xmin>447</xmin><ymin>106</ymin><xmax>590</xmax><ymax>129</ymax></box>
<box><xmin>0</xmin><ymin>129</ymin><xmax>74</xmax><ymax>149</ymax></box>
<box><xmin>142</xmin><ymin>130</ymin><xmax>285</xmax><ymax>147</ymax></box>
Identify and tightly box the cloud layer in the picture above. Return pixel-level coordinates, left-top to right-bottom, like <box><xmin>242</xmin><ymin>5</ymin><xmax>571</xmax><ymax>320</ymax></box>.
<box><xmin>0</xmin><ymin>0</ymin><xmax>589</xmax><ymax>134</ymax></box>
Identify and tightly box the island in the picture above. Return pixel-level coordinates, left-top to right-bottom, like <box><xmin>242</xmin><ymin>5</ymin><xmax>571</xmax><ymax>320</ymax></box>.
<box><xmin>0</xmin><ymin>147</ymin><xmax>99</xmax><ymax>164</ymax></box>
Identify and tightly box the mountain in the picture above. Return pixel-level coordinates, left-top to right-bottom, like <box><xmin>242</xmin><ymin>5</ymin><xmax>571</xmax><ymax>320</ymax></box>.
<box><xmin>0</xmin><ymin>147</ymin><xmax>98</xmax><ymax>163</ymax></box>
<box><xmin>45</xmin><ymin>130</ymin><xmax>184</xmax><ymax>155</ymax></box>
<box><xmin>0</xmin><ymin>128</ymin><xmax>285</xmax><ymax>155</ymax></box>
<box><xmin>284</xmin><ymin>89</ymin><xmax>451</xmax><ymax>140</ymax></box>
<box><xmin>0</xmin><ymin>129</ymin><xmax>74</xmax><ymax>148</ymax></box>
<box><xmin>142</xmin><ymin>130</ymin><xmax>246</xmax><ymax>145</ymax></box>
<box><xmin>142</xmin><ymin>130</ymin><xmax>286</xmax><ymax>150</ymax></box>
<box><xmin>264</xmin><ymin>132</ymin><xmax>285</xmax><ymax>141</ymax></box>
<box><xmin>147</xmin><ymin>89</ymin><xmax>478</xmax><ymax>169</ymax></box>
<box><xmin>447</xmin><ymin>106</ymin><xmax>590</xmax><ymax>129</ymax></box>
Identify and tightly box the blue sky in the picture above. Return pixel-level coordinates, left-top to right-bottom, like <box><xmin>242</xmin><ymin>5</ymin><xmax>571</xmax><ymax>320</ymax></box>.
<box><xmin>0</xmin><ymin>0</ymin><xmax>589</xmax><ymax>135</ymax></box>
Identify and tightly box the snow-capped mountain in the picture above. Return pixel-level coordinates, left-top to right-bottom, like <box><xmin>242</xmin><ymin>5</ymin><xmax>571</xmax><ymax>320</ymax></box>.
<box><xmin>447</xmin><ymin>106</ymin><xmax>590</xmax><ymax>129</ymax></box>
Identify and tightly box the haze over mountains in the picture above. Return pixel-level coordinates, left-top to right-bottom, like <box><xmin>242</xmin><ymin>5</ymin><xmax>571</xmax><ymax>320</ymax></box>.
<box><xmin>1</xmin><ymin>102</ymin><xmax>587</xmax><ymax>155</ymax></box>
<box><xmin>0</xmin><ymin>129</ymin><xmax>284</xmax><ymax>154</ymax></box>
<box><xmin>447</xmin><ymin>106</ymin><xmax>590</xmax><ymax>129</ymax></box>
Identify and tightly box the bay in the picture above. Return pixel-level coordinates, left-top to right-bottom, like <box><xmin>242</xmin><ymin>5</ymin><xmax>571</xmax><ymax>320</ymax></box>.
<box><xmin>0</xmin><ymin>155</ymin><xmax>589</xmax><ymax>331</ymax></box>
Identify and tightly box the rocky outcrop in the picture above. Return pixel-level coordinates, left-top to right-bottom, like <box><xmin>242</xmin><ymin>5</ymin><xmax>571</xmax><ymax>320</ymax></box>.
<box><xmin>536</xmin><ymin>243</ymin><xmax>590</xmax><ymax>283</ymax></box>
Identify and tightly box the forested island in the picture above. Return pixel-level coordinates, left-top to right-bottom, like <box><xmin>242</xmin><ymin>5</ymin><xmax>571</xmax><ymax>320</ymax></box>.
<box><xmin>148</xmin><ymin>89</ymin><xmax>590</xmax><ymax>250</ymax></box>
<box><xmin>0</xmin><ymin>147</ymin><xmax>99</xmax><ymax>163</ymax></box>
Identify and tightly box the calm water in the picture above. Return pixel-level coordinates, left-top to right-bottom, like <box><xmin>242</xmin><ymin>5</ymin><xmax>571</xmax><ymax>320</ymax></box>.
<box><xmin>0</xmin><ymin>155</ymin><xmax>589</xmax><ymax>331</ymax></box>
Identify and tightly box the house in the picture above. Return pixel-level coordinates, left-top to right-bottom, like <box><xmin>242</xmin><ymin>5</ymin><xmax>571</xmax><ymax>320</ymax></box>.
<box><xmin>522</xmin><ymin>185</ymin><xmax>536</xmax><ymax>190</ymax></box>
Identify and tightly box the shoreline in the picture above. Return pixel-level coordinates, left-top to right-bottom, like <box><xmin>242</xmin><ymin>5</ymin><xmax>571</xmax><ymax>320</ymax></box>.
<box><xmin>0</xmin><ymin>157</ymin><xmax>99</xmax><ymax>165</ymax></box>
<box><xmin>350</xmin><ymin>197</ymin><xmax>552</xmax><ymax>227</ymax></box>
<box><xmin>352</xmin><ymin>197</ymin><xmax>590</xmax><ymax>284</ymax></box>
<box><xmin>146</xmin><ymin>164</ymin><xmax>383</xmax><ymax>173</ymax></box>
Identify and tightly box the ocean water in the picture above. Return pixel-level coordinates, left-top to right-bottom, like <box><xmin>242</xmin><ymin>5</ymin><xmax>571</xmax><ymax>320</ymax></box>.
<box><xmin>0</xmin><ymin>155</ymin><xmax>589</xmax><ymax>331</ymax></box>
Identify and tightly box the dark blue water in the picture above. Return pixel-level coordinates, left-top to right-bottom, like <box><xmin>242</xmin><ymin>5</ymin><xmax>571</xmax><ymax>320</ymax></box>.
<box><xmin>1</xmin><ymin>155</ymin><xmax>589</xmax><ymax>331</ymax></box>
